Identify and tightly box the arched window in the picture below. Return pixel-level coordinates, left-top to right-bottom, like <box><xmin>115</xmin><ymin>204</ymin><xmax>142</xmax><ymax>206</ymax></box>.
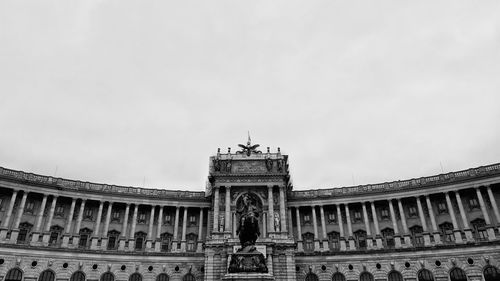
<box><xmin>101</xmin><ymin>272</ymin><xmax>115</xmax><ymax>281</ymax></box>
<box><xmin>484</xmin><ymin>266</ymin><xmax>500</xmax><ymax>281</ymax></box>
<box><xmin>70</xmin><ymin>271</ymin><xmax>86</xmax><ymax>281</ymax></box>
<box><xmin>354</xmin><ymin>230</ymin><xmax>367</xmax><ymax>250</ymax></box>
<box><xmin>449</xmin><ymin>268</ymin><xmax>467</xmax><ymax>281</ymax></box>
<box><xmin>156</xmin><ymin>273</ymin><xmax>170</xmax><ymax>281</ymax></box>
<box><xmin>418</xmin><ymin>269</ymin><xmax>434</xmax><ymax>281</ymax></box>
<box><xmin>129</xmin><ymin>273</ymin><xmax>142</xmax><ymax>281</ymax></box>
<box><xmin>183</xmin><ymin>273</ymin><xmax>196</xmax><ymax>281</ymax></box>
<box><xmin>359</xmin><ymin>272</ymin><xmax>374</xmax><ymax>281</ymax></box>
<box><xmin>388</xmin><ymin>271</ymin><xmax>403</xmax><ymax>281</ymax></box>
<box><xmin>39</xmin><ymin>270</ymin><xmax>55</xmax><ymax>281</ymax></box>
<box><xmin>5</xmin><ymin>268</ymin><xmax>23</xmax><ymax>281</ymax></box>
<box><xmin>305</xmin><ymin>273</ymin><xmax>319</xmax><ymax>281</ymax></box>
<box><xmin>332</xmin><ymin>272</ymin><xmax>346</xmax><ymax>281</ymax></box>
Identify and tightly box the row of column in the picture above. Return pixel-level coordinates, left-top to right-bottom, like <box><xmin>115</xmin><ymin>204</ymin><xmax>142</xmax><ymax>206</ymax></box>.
<box><xmin>0</xmin><ymin>190</ymin><xmax>206</xmax><ymax>252</ymax></box>
<box><xmin>293</xmin><ymin>185</ymin><xmax>500</xmax><ymax>251</ymax></box>
<box><xmin>212</xmin><ymin>185</ymin><xmax>288</xmax><ymax>235</ymax></box>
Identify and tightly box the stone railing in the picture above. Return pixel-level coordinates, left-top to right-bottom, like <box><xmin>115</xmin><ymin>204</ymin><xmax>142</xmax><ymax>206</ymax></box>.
<box><xmin>290</xmin><ymin>163</ymin><xmax>500</xmax><ymax>199</ymax></box>
<box><xmin>0</xmin><ymin>167</ymin><xmax>206</xmax><ymax>200</ymax></box>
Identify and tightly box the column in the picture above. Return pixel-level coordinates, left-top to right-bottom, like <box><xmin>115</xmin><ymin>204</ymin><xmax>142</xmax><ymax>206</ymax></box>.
<box><xmin>180</xmin><ymin>207</ymin><xmax>188</xmax><ymax>251</ymax></box>
<box><xmin>336</xmin><ymin>204</ymin><xmax>346</xmax><ymax>251</ymax></box>
<box><xmin>445</xmin><ymin>192</ymin><xmax>463</xmax><ymax>243</ymax></box>
<box><xmin>31</xmin><ymin>194</ymin><xmax>48</xmax><ymax>244</ymax></box>
<box><xmin>155</xmin><ymin>206</ymin><xmax>163</xmax><ymax>252</ymax></box>
<box><xmin>146</xmin><ymin>205</ymin><xmax>156</xmax><ymax>250</ymax></box>
<box><xmin>128</xmin><ymin>204</ymin><xmax>139</xmax><ymax>250</ymax></box>
<box><xmin>454</xmin><ymin>191</ymin><xmax>474</xmax><ymax>242</ymax></box>
<box><xmin>71</xmin><ymin>199</ymin><xmax>85</xmax><ymax>246</ymax></box>
<box><xmin>287</xmin><ymin>207</ymin><xmax>294</xmax><ymax>238</ymax></box>
<box><xmin>213</xmin><ymin>187</ymin><xmax>220</xmax><ymax>233</ymax></box>
<box><xmin>279</xmin><ymin>186</ymin><xmax>287</xmax><ymax>233</ymax></box>
<box><xmin>0</xmin><ymin>190</ymin><xmax>18</xmax><ymax>240</ymax></box>
<box><xmin>370</xmin><ymin>201</ymin><xmax>383</xmax><ymax>248</ymax></box>
<box><xmin>415</xmin><ymin>196</ymin><xmax>431</xmax><ymax>246</ymax></box>
<box><xmin>362</xmin><ymin>202</ymin><xmax>373</xmax><ymax>249</ymax></box>
<box><xmin>397</xmin><ymin>198</ymin><xmax>411</xmax><ymax>246</ymax></box>
<box><xmin>10</xmin><ymin>191</ymin><xmax>29</xmax><ymax>242</ymax></box>
<box><xmin>90</xmin><ymin>201</ymin><xmax>104</xmax><ymax>249</ymax></box>
<box><xmin>388</xmin><ymin>199</ymin><xmax>401</xmax><ymax>248</ymax></box>
<box><xmin>425</xmin><ymin>195</ymin><xmax>441</xmax><ymax>244</ymax></box>
<box><xmin>42</xmin><ymin>196</ymin><xmax>58</xmax><ymax>245</ymax></box>
<box><xmin>225</xmin><ymin>186</ymin><xmax>231</xmax><ymax>233</ymax></box>
<box><xmin>172</xmin><ymin>206</ymin><xmax>180</xmax><ymax>251</ymax></box>
<box><xmin>486</xmin><ymin>185</ymin><xmax>500</xmax><ymax>233</ymax></box>
<box><xmin>319</xmin><ymin>205</ymin><xmax>328</xmax><ymax>251</ymax></box>
<box><xmin>476</xmin><ymin>187</ymin><xmax>496</xmax><ymax>240</ymax></box>
<box><xmin>100</xmin><ymin>202</ymin><xmax>113</xmax><ymax>249</ymax></box>
<box><xmin>197</xmin><ymin>208</ymin><xmax>204</xmax><ymax>252</ymax></box>
<box><xmin>61</xmin><ymin>198</ymin><xmax>76</xmax><ymax>247</ymax></box>
<box><xmin>345</xmin><ymin>204</ymin><xmax>355</xmax><ymax>250</ymax></box>
<box><xmin>267</xmin><ymin>185</ymin><xmax>275</xmax><ymax>233</ymax></box>
<box><xmin>118</xmin><ymin>203</ymin><xmax>130</xmax><ymax>250</ymax></box>
<box><xmin>311</xmin><ymin>206</ymin><xmax>320</xmax><ymax>251</ymax></box>
<box><xmin>295</xmin><ymin>207</ymin><xmax>303</xmax><ymax>252</ymax></box>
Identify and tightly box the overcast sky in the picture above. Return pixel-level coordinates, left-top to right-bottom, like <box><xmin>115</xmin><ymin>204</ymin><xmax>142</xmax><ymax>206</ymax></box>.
<box><xmin>1</xmin><ymin>1</ymin><xmax>499</xmax><ymax>191</ymax></box>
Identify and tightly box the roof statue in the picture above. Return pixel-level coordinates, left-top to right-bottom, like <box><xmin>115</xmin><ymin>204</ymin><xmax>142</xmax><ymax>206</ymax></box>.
<box><xmin>237</xmin><ymin>132</ymin><xmax>262</xmax><ymax>156</ymax></box>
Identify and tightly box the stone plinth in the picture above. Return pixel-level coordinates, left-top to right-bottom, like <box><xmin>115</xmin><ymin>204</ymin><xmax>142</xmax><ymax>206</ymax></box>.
<box><xmin>222</xmin><ymin>273</ymin><xmax>275</xmax><ymax>281</ymax></box>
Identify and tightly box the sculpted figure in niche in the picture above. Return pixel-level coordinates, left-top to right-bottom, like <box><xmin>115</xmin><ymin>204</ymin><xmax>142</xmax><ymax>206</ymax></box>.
<box><xmin>274</xmin><ymin>213</ymin><xmax>281</xmax><ymax>232</ymax></box>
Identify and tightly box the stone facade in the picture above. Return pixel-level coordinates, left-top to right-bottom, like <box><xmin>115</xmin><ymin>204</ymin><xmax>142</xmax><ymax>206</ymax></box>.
<box><xmin>0</xmin><ymin>144</ymin><xmax>500</xmax><ymax>281</ymax></box>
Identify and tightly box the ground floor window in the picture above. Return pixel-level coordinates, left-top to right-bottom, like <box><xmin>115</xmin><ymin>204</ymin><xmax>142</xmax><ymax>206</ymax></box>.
<box><xmin>101</xmin><ymin>272</ymin><xmax>114</xmax><ymax>281</ymax></box>
<box><xmin>5</xmin><ymin>268</ymin><xmax>23</xmax><ymax>281</ymax></box>
<box><xmin>331</xmin><ymin>272</ymin><xmax>345</xmax><ymax>281</ymax></box>
<box><xmin>70</xmin><ymin>271</ymin><xmax>85</xmax><ymax>281</ymax></box>
<box><xmin>484</xmin><ymin>266</ymin><xmax>500</xmax><ymax>281</ymax></box>
<box><xmin>305</xmin><ymin>273</ymin><xmax>319</xmax><ymax>281</ymax></box>
<box><xmin>39</xmin><ymin>270</ymin><xmax>55</xmax><ymax>281</ymax></box>
<box><xmin>156</xmin><ymin>274</ymin><xmax>169</xmax><ymax>281</ymax></box>
<box><xmin>359</xmin><ymin>272</ymin><xmax>373</xmax><ymax>281</ymax></box>
<box><xmin>449</xmin><ymin>268</ymin><xmax>467</xmax><ymax>281</ymax></box>
<box><xmin>388</xmin><ymin>271</ymin><xmax>403</xmax><ymax>281</ymax></box>
<box><xmin>418</xmin><ymin>269</ymin><xmax>434</xmax><ymax>281</ymax></box>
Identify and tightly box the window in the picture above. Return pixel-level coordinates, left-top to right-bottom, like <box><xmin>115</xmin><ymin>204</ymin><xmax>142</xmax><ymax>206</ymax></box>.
<box><xmin>471</xmin><ymin>219</ymin><xmax>488</xmax><ymax>241</ymax></box>
<box><xmin>418</xmin><ymin>269</ymin><xmax>434</xmax><ymax>281</ymax></box>
<box><xmin>437</xmin><ymin>201</ymin><xmax>447</xmax><ymax>214</ymax></box>
<box><xmin>138</xmin><ymin>212</ymin><xmax>147</xmax><ymax>224</ymax></box>
<box><xmin>70</xmin><ymin>271</ymin><xmax>86</xmax><ymax>281</ymax></box>
<box><xmin>160</xmin><ymin>232</ymin><xmax>173</xmax><ymax>252</ymax></box>
<box><xmin>449</xmin><ymin>268</ymin><xmax>467</xmax><ymax>281</ymax></box>
<box><xmin>39</xmin><ymin>270</ymin><xmax>55</xmax><ymax>281</ymax></box>
<box><xmin>25</xmin><ymin>201</ymin><xmax>35</xmax><ymax>214</ymax></box>
<box><xmin>17</xmin><ymin>222</ymin><xmax>33</xmax><ymax>244</ymax></box>
<box><xmin>439</xmin><ymin>222</ymin><xmax>455</xmax><ymax>243</ymax></box>
<box><xmin>49</xmin><ymin>225</ymin><xmax>63</xmax><ymax>246</ymax></box>
<box><xmin>156</xmin><ymin>274</ymin><xmax>169</xmax><ymax>281</ymax></box>
<box><xmin>354</xmin><ymin>230</ymin><xmax>367</xmax><ymax>249</ymax></box>
<box><xmin>189</xmin><ymin>215</ymin><xmax>196</xmax><ymax>225</ymax></box>
<box><xmin>410</xmin><ymin>225</ymin><xmax>424</xmax><ymax>247</ymax></box>
<box><xmin>101</xmin><ymin>272</ymin><xmax>115</xmax><ymax>281</ymax></box>
<box><xmin>327</xmin><ymin>212</ymin><xmax>336</xmax><ymax>223</ymax></box>
<box><xmin>55</xmin><ymin>205</ymin><xmax>65</xmax><ymax>217</ymax></box>
<box><xmin>305</xmin><ymin>273</ymin><xmax>319</xmax><ymax>281</ymax></box>
<box><xmin>484</xmin><ymin>266</ymin><xmax>500</xmax><ymax>281</ymax></box>
<box><xmin>79</xmin><ymin>228</ymin><xmax>92</xmax><ymax>249</ymax></box>
<box><xmin>164</xmin><ymin>214</ymin><xmax>172</xmax><ymax>225</ymax></box>
<box><xmin>303</xmin><ymin>232</ymin><xmax>314</xmax><ymax>252</ymax></box>
<box><xmin>303</xmin><ymin>214</ymin><xmax>311</xmax><ymax>224</ymax></box>
<box><xmin>107</xmin><ymin>230</ymin><xmax>120</xmax><ymax>250</ymax></box>
<box><xmin>359</xmin><ymin>272</ymin><xmax>374</xmax><ymax>281</ymax></box>
<box><xmin>5</xmin><ymin>268</ymin><xmax>23</xmax><ymax>281</ymax></box>
<box><xmin>112</xmin><ymin>210</ymin><xmax>121</xmax><ymax>222</ymax></box>
<box><xmin>381</xmin><ymin>228</ymin><xmax>395</xmax><ymax>248</ymax></box>
<box><xmin>408</xmin><ymin>205</ymin><xmax>418</xmax><ymax>218</ymax></box>
<box><xmin>468</xmin><ymin>197</ymin><xmax>480</xmax><ymax>210</ymax></box>
<box><xmin>380</xmin><ymin>208</ymin><xmax>389</xmax><ymax>220</ymax></box>
<box><xmin>183</xmin><ymin>273</ymin><xmax>196</xmax><ymax>281</ymax></box>
<box><xmin>332</xmin><ymin>273</ymin><xmax>345</xmax><ymax>281</ymax></box>
<box><xmin>84</xmin><ymin>208</ymin><xmax>93</xmax><ymax>220</ymax></box>
<box><xmin>388</xmin><ymin>271</ymin><xmax>403</xmax><ymax>281</ymax></box>
<box><xmin>186</xmin><ymin>233</ymin><xmax>197</xmax><ymax>252</ymax></box>
<box><xmin>353</xmin><ymin>210</ymin><xmax>362</xmax><ymax>222</ymax></box>
<box><xmin>129</xmin><ymin>273</ymin><xmax>142</xmax><ymax>281</ymax></box>
<box><xmin>135</xmin><ymin>232</ymin><xmax>147</xmax><ymax>250</ymax></box>
<box><xmin>327</xmin><ymin>231</ymin><xmax>340</xmax><ymax>250</ymax></box>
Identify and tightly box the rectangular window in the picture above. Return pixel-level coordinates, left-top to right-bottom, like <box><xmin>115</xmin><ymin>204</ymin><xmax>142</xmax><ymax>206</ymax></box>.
<box><xmin>380</xmin><ymin>208</ymin><xmax>389</xmax><ymax>220</ymax></box>
<box><xmin>408</xmin><ymin>206</ymin><xmax>418</xmax><ymax>217</ymax></box>
<box><xmin>353</xmin><ymin>210</ymin><xmax>362</xmax><ymax>222</ymax></box>
<box><xmin>79</xmin><ymin>234</ymin><xmax>88</xmax><ymax>248</ymax></box>
<box><xmin>303</xmin><ymin>214</ymin><xmax>311</xmax><ymax>224</ymax></box>
<box><xmin>18</xmin><ymin>229</ymin><xmax>28</xmax><ymax>243</ymax></box>
<box><xmin>55</xmin><ymin>205</ymin><xmax>65</xmax><ymax>217</ymax></box>
<box><xmin>138</xmin><ymin>213</ymin><xmax>147</xmax><ymax>224</ymax></box>
<box><xmin>25</xmin><ymin>201</ymin><xmax>35</xmax><ymax>214</ymax></box>
<box><xmin>135</xmin><ymin>237</ymin><xmax>144</xmax><ymax>250</ymax></box>
<box><xmin>112</xmin><ymin>210</ymin><xmax>120</xmax><ymax>222</ymax></box>
<box><xmin>107</xmin><ymin>236</ymin><xmax>116</xmax><ymax>250</ymax></box>
<box><xmin>84</xmin><ymin>208</ymin><xmax>93</xmax><ymax>220</ymax></box>
<box><xmin>164</xmin><ymin>214</ymin><xmax>172</xmax><ymax>225</ymax></box>
<box><xmin>468</xmin><ymin>197</ymin><xmax>480</xmax><ymax>210</ymax></box>
<box><xmin>49</xmin><ymin>232</ymin><xmax>59</xmax><ymax>246</ymax></box>
<box><xmin>327</xmin><ymin>212</ymin><xmax>336</xmax><ymax>223</ymax></box>
<box><xmin>189</xmin><ymin>215</ymin><xmax>196</xmax><ymax>225</ymax></box>
<box><xmin>437</xmin><ymin>202</ymin><xmax>448</xmax><ymax>214</ymax></box>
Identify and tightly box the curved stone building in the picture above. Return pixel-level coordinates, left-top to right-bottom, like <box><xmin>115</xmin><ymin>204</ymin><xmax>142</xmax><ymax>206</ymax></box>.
<box><xmin>0</xmin><ymin>143</ymin><xmax>499</xmax><ymax>281</ymax></box>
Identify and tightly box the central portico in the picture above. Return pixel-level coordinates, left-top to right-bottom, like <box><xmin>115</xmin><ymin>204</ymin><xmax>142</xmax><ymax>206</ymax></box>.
<box><xmin>204</xmin><ymin>139</ymin><xmax>297</xmax><ymax>281</ymax></box>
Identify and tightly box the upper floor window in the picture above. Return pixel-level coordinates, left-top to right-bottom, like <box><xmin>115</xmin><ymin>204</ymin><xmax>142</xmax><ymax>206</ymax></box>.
<box><xmin>468</xmin><ymin>197</ymin><xmax>480</xmax><ymax>210</ymax></box>
<box><xmin>186</xmin><ymin>233</ymin><xmax>197</xmax><ymax>252</ymax></box>
<box><xmin>112</xmin><ymin>210</ymin><xmax>120</xmax><ymax>222</ymax></box>
<box><xmin>380</xmin><ymin>208</ymin><xmax>390</xmax><ymax>220</ymax></box>
<box><xmin>303</xmin><ymin>214</ymin><xmax>311</xmax><ymax>224</ymax></box>
<box><xmin>381</xmin><ymin>228</ymin><xmax>395</xmax><ymax>248</ymax></box>
<box><xmin>25</xmin><ymin>201</ymin><xmax>35</xmax><ymax>214</ymax></box>
<box><xmin>437</xmin><ymin>201</ymin><xmax>448</xmax><ymax>214</ymax></box>
<box><xmin>327</xmin><ymin>231</ymin><xmax>340</xmax><ymax>250</ymax></box>
<box><xmin>327</xmin><ymin>212</ymin><xmax>336</xmax><ymax>223</ymax></box>
<box><xmin>439</xmin><ymin>222</ymin><xmax>454</xmax><ymax>243</ymax></box>
<box><xmin>189</xmin><ymin>215</ymin><xmax>196</xmax><ymax>225</ymax></box>
<box><xmin>164</xmin><ymin>214</ymin><xmax>172</xmax><ymax>225</ymax></box>
<box><xmin>353</xmin><ymin>210</ymin><xmax>362</xmax><ymax>222</ymax></box>
<box><xmin>408</xmin><ymin>206</ymin><xmax>418</xmax><ymax>218</ymax></box>
<box><xmin>54</xmin><ymin>205</ymin><xmax>65</xmax><ymax>217</ymax></box>
<box><xmin>354</xmin><ymin>230</ymin><xmax>367</xmax><ymax>249</ymax></box>
<box><xmin>84</xmin><ymin>208</ymin><xmax>93</xmax><ymax>220</ymax></box>
<box><xmin>138</xmin><ymin>212</ymin><xmax>147</xmax><ymax>224</ymax></box>
<box><xmin>302</xmin><ymin>232</ymin><xmax>315</xmax><ymax>252</ymax></box>
<box><xmin>471</xmin><ymin>218</ymin><xmax>487</xmax><ymax>241</ymax></box>
<box><xmin>409</xmin><ymin>225</ymin><xmax>424</xmax><ymax>246</ymax></box>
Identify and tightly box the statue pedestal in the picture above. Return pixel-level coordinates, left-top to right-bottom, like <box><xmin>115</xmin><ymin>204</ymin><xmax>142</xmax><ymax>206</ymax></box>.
<box><xmin>228</xmin><ymin>248</ymin><xmax>268</xmax><ymax>274</ymax></box>
<box><xmin>222</xmin><ymin>273</ymin><xmax>275</xmax><ymax>281</ymax></box>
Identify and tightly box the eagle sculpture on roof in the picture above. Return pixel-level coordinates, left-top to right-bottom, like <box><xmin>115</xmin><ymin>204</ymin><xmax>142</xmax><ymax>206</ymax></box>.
<box><xmin>237</xmin><ymin>132</ymin><xmax>262</xmax><ymax>156</ymax></box>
